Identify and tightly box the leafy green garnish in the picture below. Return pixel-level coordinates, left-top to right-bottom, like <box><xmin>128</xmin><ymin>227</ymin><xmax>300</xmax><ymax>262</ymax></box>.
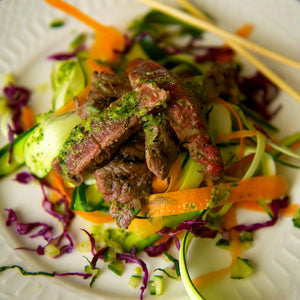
<box><xmin>50</xmin><ymin>19</ymin><xmax>65</xmax><ymax>28</ymax></box>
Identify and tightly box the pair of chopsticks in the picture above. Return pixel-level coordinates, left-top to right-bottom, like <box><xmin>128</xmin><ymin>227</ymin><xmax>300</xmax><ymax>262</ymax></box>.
<box><xmin>135</xmin><ymin>0</ymin><xmax>300</xmax><ymax>104</ymax></box>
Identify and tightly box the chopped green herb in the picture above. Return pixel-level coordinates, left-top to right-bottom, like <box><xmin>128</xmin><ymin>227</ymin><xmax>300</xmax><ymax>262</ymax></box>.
<box><xmin>50</xmin><ymin>19</ymin><xmax>65</xmax><ymax>28</ymax></box>
<box><xmin>69</xmin><ymin>33</ymin><xmax>86</xmax><ymax>51</ymax></box>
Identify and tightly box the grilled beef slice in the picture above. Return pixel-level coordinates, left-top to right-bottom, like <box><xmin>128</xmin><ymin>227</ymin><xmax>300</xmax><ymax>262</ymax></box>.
<box><xmin>183</xmin><ymin>63</ymin><xmax>238</xmax><ymax>105</ymax></box>
<box><xmin>94</xmin><ymin>137</ymin><xmax>152</xmax><ymax>228</ymax></box>
<box><xmin>126</xmin><ymin>59</ymin><xmax>223</xmax><ymax>181</ymax></box>
<box><xmin>75</xmin><ymin>71</ymin><xmax>131</xmax><ymax>119</ymax></box>
<box><xmin>144</xmin><ymin>114</ymin><xmax>179</xmax><ymax>179</ymax></box>
<box><xmin>55</xmin><ymin>83</ymin><xmax>170</xmax><ymax>184</ymax></box>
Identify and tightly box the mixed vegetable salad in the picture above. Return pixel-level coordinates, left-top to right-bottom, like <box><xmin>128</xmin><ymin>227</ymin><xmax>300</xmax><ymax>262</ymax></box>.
<box><xmin>1</xmin><ymin>1</ymin><xmax>300</xmax><ymax>299</ymax></box>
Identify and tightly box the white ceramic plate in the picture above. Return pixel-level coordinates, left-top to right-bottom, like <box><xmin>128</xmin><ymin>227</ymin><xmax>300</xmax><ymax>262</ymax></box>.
<box><xmin>0</xmin><ymin>0</ymin><xmax>300</xmax><ymax>299</ymax></box>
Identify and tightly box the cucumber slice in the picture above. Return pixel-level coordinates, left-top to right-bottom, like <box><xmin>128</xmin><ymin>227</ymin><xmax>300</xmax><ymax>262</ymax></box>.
<box><xmin>179</xmin><ymin>232</ymin><xmax>205</xmax><ymax>300</ymax></box>
<box><xmin>71</xmin><ymin>183</ymin><xmax>108</xmax><ymax>213</ymax></box>
<box><xmin>208</xmin><ymin>101</ymin><xmax>232</xmax><ymax>144</ymax></box>
<box><xmin>51</xmin><ymin>60</ymin><xmax>86</xmax><ymax>111</ymax></box>
<box><xmin>128</xmin><ymin>275</ymin><xmax>142</xmax><ymax>289</ymax></box>
<box><xmin>23</xmin><ymin>112</ymin><xmax>82</xmax><ymax>178</ymax></box>
<box><xmin>230</xmin><ymin>257</ymin><xmax>254</xmax><ymax>279</ymax></box>
<box><xmin>108</xmin><ymin>260</ymin><xmax>124</xmax><ymax>276</ymax></box>
<box><xmin>0</xmin><ymin>126</ymin><xmax>37</xmax><ymax>178</ymax></box>
<box><xmin>148</xmin><ymin>276</ymin><xmax>164</xmax><ymax>295</ymax></box>
<box><xmin>179</xmin><ymin>156</ymin><xmax>204</xmax><ymax>190</ymax></box>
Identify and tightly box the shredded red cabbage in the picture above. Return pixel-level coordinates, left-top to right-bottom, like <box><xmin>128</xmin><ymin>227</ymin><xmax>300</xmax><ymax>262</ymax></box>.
<box><xmin>54</xmin><ymin>271</ymin><xmax>91</xmax><ymax>279</ymax></box>
<box><xmin>231</xmin><ymin>197</ymin><xmax>289</xmax><ymax>233</ymax></box>
<box><xmin>5</xmin><ymin>209</ymin><xmax>53</xmax><ymax>239</ymax></box>
<box><xmin>117</xmin><ymin>252</ymin><xmax>149</xmax><ymax>300</ymax></box>
<box><xmin>81</xmin><ymin>228</ymin><xmax>97</xmax><ymax>256</ymax></box>
<box><xmin>144</xmin><ymin>237</ymin><xmax>173</xmax><ymax>257</ymax></box>
<box><xmin>3</xmin><ymin>84</ymin><xmax>31</xmax><ymax>134</ymax></box>
<box><xmin>90</xmin><ymin>247</ymin><xmax>110</xmax><ymax>268</ymax></box>
<box><xmin>47</xmin><ymin>45</ymin><xmax>86</xmax><ymax>61</ymax></box>
<box><xmin>238</xmin><ymin>72</ymin><xmax>280</xmax><ymax>120</ymax></box>
<box><xmin>14</xmin><ymin>172</ymin><xmax>36</xmax><ymax>184</ymax></box>
<box><xmin>6</xmin><ymin>172</ymin><xmax>75</xmax><ymax>258</ymax></box>
<box><xmin>175</xmin><ymin>219</ymin><xmax>218</xmax><ymax>238</ymax></box>
<box><xmin>47</xmin><ymin>52</ymin><xmax>78</xmax><ymax>61</ymax></box>
<box><xmin>158</xmin><ymin>219</ymin><xmax>218</xmax><ymax>250</ymax></box>
<box><xmin>7</xmin><ymin>124</ymin><xmax>15</xmax><ymax>164</ymax></box>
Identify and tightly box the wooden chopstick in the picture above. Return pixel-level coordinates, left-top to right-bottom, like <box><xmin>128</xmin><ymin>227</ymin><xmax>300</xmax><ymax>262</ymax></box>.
<box><xmin>135</xmin><ymin>0</ymin><xmax>300</xmax><ymax>104</ymax></box>
<box><xmin>136</xmin><ymin>0</ymin><xmax>300</xmax><ymax>71</ymax></box>
<box><xmin>174</xmin><ymin>0</ymin><xmax>300</xmax><ymax>103</ymax></box>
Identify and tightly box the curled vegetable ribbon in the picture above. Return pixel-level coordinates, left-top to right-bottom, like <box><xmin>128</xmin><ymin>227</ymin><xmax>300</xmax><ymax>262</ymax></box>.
<box><xmin>44</xmin><ymin>0</ymin><xmax>125</xmax><ymax>62</ymax></box>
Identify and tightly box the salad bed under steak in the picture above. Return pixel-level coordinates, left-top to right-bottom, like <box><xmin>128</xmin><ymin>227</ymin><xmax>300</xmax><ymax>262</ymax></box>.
<box><xmin>53</xmin><ymin>58</ymin><xmax>235</xmax><ymax>228</ymax></box>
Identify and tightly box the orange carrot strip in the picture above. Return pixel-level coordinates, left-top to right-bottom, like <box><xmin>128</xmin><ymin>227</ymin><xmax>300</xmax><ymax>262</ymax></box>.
<box><xmin>46</xmin><ymin>170</ymin><xmax>72</xmax><ymax>203</ymax></box>
<box><xmin>290</xmin><ymin>140</ymin><xmax>300</xmax><ymax>150</ymax></box>
<box><xmin>128</xmin><ymin>217</ymin><xmax>163</xmax><ymax>238</ymax></box>
<box><xmin>86</xmin><ymin>59</ymin><xmax>114</xmax><ymax>74</ymax></box>
<box><xmin>279</xmin><ymin>204</ymin><xmax>298</xmax><ymax>216</ymax></box>
<box><xmin>237</xmin><ymin>201</ymin><xmax>298</xmax><ymax>216</ymax></box>
<box><xmin>54</xmin><ymin>83</ymin><xmax>92</xmax><ymax>115</ymax></box>
<box><xmin>21</xmin><ymin>106</ymin><xmax>35</xmax><ymax>130</ymax></box>
<box><xmin>223</xmin><ymin>205</ymin><xmax>242</xmax><ymax>263</ymax></box>
<box><xmin>220</xmin><ymin>23</ymin><xmax>254</xmax><ymax>62</ymax></box>
<box><xmin>152</xmin><ymin>176</ymin><xmax>168</xmax><ymax>193</ymax></box>
<box><xmin>235</xmin><ymin>200</ymin><xmax>265</xmax><ymax>212</ymax></box>
<box><xmin>193</xmin><ymin>205</ymin><xmax>242</xmax><ymax>289</ymax></box>
<box><xmin>218</xmin><ymin>98</ymin><xmax>245</xmax><ymax>157</ymax></box>
<box><xmin>166</xmin><ymin>155</ymin><xmax>184</xmax><ymax>192</ymax></box>
<box><xmin>216</xmin><ymin>130</ymin><xmax>258</xmax><ymax>143</ymax></box>
<box><xmin>76</xmin><ymin>83</ymin><xmax>92</xmax><ymax>105</ymax></box>
<box><xmin>193</xmin><ymin>266</ymin><xmax>231</xmax><ymax>289</ymax></box>
<box><xmin>74</xmin><ymin>210</ymin><xmax>113</xmax><ymax>223</ymax></box>
<box><xmin>141</xmin><ymin>175</ymin><xmax>288</xmax><ymax>217</ymax></box>
<box><xmin>54</xmin><ymin>99</ymin><xmax>75</xmax><ymax>115</ymax></box>
<box><xmin>235</xmin><ymin>23</ymin><xmax>254</xmax><ymax>39</ymax></box>
<box><xmin>44</xmin><ymin>0</ymin><xmax>124</xmax><ymax>40</ymax></box>
<box><xmin>44</xmin><ymin>0</ymin><xmax>125</xmax><ymax>61</ymax></box>
<box><xmin>204</xmin><ymin>175</ymin><xmax>213</xmax><ymax>187</ymax></box>
<box><xmin>89</xmin><ymin>31</ymin><xmax>123</xmax><ymax>62</ymax></box>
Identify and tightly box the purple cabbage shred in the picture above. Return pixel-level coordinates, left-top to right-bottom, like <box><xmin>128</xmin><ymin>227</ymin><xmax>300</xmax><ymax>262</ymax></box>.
<box><xmin>3</xmin><ymin>84</ymin><xmax>31</xmax><ymax>134</ymax></box>
<box><xmin>14</xmin><ymin>172</ymin><xmax>36</xmax><ymax>184</ymax></box>
<box><xmin>144</xmin><ymin>237</ymin><xmax>173</xmax><ymax>257</ymax></box>
<box><xmin>81</xmin><ymin>228</ymin><xmax>97</xmax><ymax>256</ymax></box>
<box><xmin>91</xmin><ymin>247</ymin><xmax>110</xmax><ymax>268</ymax></box>
<box><xmin>230</xmin><ymin>197</ymin><xmax>289</xmax><ymax>233</ymax></box>
<box><xmin>158</xmin><ymin>219</ymin><xmax>218</xmax><ymax>250</ymax></box>
<box><xmin>47</xmin><ymin>52</ymin><xmax>78</xmax><ymax>61</ymax></box>
<box><xmin>6</xmin><ymin>172</ymin><xmax>75</xmax><ymax>258</ymax></box>
<box><xmin>47</xmin><ymin>45</ymin><xmax>86</xmax><ymax>61</ymax></box>
<box><xmin>117</xmin><ymin>252</ymin><xmax>149</xmax><ymax>300</ymax></box>
<box><xmin>238</xmin><ymin>72</ymin><xmax>280</xmax><ymax>120</ymax></box>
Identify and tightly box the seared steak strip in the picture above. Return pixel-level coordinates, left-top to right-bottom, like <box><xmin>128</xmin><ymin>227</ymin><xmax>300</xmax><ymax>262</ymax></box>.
<box><xmin>75</xmin><ymin>71</ymin><xmax>131</xmax><ymax>119</ymax></box>
<box><xmin>126</xmin><ymin>59</ymin><xmax>223</xmax><ymax>181</ymax></box>
<box><xmin>55</xmin><ymin>82</ymin><xmax>170</xmax><ymax>184</ymax></box>
<box><xmin>184</xmin><ymin>63</ymin><xmax>238</xmax><ymax>105</ymax></box>
<box><xmin>144</xmin><ymin>113</ymin><xmax>179</xmax><ymax>179</ymax></box>
<box><xmin>94</xmin><ymin>137</ymin><xmax>152</xmax><ymax>228</ymax></box>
